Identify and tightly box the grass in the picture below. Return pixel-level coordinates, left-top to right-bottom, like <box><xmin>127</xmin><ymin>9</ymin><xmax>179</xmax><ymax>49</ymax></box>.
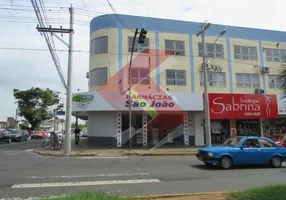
<box><xmin>42</xmin><ymin>191</ymin><xmax>136</xmax><ymax>200</ymax></box>
<box><xmin>226</xmin><ymin>184</ymin><xmax>286</xmax><ymax>200</ymax></box>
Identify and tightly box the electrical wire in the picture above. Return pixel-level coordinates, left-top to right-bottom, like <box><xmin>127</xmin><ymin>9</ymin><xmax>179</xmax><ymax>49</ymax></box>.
<box><xmin>30</xmin><ymin>0</ymin><xmax>67</xmax><ymax>90</ymax></box>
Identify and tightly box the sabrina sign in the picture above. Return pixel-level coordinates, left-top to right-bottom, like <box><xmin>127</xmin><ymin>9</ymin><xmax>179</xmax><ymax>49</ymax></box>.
<box><xmin>125</xmin><ymin>94</ymin><xmax>175</xmax><ymax>108</ymax></box>
<box><xmin>208</xmin><ymin>93</ymin><xmax>278</xmax><ymax>119</ymax></box>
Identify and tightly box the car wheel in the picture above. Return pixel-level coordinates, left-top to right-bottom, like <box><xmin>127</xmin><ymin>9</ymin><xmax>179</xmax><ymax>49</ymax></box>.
<box><xmin>270</xmin><ymin>156</ymin><xmax>282</xmax><ymax>168</ymax></box>
<box><xmin>203</xmin><ymin>161</ymin><xmax>213</xmax><ymax>166</ymax></box>
<box><xmin>219</xmin><ymin>156</ymin><xmax>232</xmax><ymax>169</ymax></box>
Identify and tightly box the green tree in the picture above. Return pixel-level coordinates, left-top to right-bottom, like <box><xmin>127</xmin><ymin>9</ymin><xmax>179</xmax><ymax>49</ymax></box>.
<box><xmin>13</xmin><ymin>87</ymin><xmax>63</xmax><ymax>130</ymax></box>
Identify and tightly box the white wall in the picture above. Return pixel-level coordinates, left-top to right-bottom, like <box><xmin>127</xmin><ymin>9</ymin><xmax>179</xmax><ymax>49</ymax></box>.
<box><xmin>88</xmin><ymin>111</ymin><xmax>117</xmax><ymax>137</ymax></box>
<box><xmin>194</xmin><ymin>112</ymin><xmax>205</xmax><ymax>146</ymax></box>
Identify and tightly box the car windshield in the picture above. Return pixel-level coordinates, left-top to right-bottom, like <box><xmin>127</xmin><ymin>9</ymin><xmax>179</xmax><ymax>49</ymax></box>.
<box><xmin>10</xmin><ymin>130</ymin><xmax>22</xmax><ymax>135</ymax></box>
<box><xmin>222</xmin><ymin>137</ymin><xmax>243</xmax><ymax>147</ymax></box>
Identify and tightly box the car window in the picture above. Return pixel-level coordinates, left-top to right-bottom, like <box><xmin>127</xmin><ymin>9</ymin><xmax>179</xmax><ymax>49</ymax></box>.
<box><xmin>243</xmin><ymin>139</ymin><xmax>260</xmax><ymax>148</ymax></box>
<box><xmin>259</xmin><ymin>139</ymin><xmax>274</xmax><ymax>148</ymax></box>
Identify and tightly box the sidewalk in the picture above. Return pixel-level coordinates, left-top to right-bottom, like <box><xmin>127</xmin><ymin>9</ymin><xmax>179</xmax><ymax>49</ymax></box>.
<box><xmin>34</xmin><ymin>138</ymin><xmax>199</xmax><ymax>157</ymax></box>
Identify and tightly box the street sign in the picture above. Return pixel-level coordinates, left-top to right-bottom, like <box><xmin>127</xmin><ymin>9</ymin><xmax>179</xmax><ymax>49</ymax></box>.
<box><xmin>56</xmin><ymin>111</ymin><xmax>65</xmax><ymax>116</ymax></box>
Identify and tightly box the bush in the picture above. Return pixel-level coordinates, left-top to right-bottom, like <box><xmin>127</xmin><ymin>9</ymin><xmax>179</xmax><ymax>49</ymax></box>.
<box><xmin>43</xmin><ymin>191</ymin><xmax>135</xmax><ymax>200</ymax></box>
<box><xmin>226</xmin><ymin>184</ymin><xmax>286</xmax><ymax>200</ymax></box>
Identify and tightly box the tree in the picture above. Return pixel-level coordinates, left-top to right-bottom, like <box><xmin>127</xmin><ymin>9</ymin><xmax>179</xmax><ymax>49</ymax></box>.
<box><xmin>13</xmin><ymin>87</ymin><xmax>63</xmax><ymax>130</ymax></box>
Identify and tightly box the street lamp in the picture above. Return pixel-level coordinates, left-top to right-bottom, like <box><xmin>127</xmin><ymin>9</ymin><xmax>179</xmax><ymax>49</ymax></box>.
<box><xmin>199</xmin><ymin>24</ymin><xmax>226</xmax><ymax>147</ymax></box>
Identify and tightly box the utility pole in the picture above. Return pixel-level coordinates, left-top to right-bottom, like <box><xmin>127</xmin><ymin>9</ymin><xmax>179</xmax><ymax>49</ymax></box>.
<box><xmin>196</xmin><ymin>22</ymin><xmax>212</xmax><ymax>146</ymax></box>
<box><xmin>53</xmin><ymin>109</ymin><xmax>57</xmax><ymax>132</ymax></box>
<box><xmin>36</xmin><ymin>5</ymin><xmax>74</xmax><ymax>154</ymax></box>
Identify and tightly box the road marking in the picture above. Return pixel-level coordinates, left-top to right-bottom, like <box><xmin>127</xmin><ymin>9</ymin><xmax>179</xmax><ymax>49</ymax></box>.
<box><xmin>11</xmin><ymin>179</ymin><xmax>161</xmax><ymax>188</ymax></box>
<box><xmin>79</xmin><ymin>156</ymin><xmax>128</xmax><ymax>159</ymax></box>
<box><xmin>25</xmin><ymin>149</ymin><xmax>33</xmax><ymax>152</ymax></box>
<box><xmin>25</xmin><ymin>172</ymin><xmax>151</xmax><ymax>179</ymax></box>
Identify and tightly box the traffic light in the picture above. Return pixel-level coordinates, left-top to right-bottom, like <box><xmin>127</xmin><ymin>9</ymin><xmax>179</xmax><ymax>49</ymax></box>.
<box><xmin>138</xmin><ymin>28</ymin><xmax>147</xmax><ymax>44</ymax></box>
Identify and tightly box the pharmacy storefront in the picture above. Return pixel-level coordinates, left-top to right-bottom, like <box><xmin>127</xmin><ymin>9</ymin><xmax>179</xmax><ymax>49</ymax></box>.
<box><xmin>72</xmin><ymin>91</ymin><xmax>204</xmax><ymax>147</ymax></box>
<box><xmin>208</xmin><ymin>93</ymin><xmax>279</xmax><ymax>144</ymax></box>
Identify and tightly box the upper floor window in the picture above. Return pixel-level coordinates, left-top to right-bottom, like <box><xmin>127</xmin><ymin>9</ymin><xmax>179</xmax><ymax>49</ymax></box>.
<box><xmin>200</xmin><ymin>72</ymin><xmax>226</xmax><ymax>87</ymax></box>
<box><xmin>165</xmin><ymin>40</ymin><xmax>185</xmax><ymax>56</ymax></box>
<box><xmin>91</xmin><ymin>36</ymin><xmax>108</xmax><ymax>56</ymax></box>
<box><xmin>166</xmin><ymin>70</ymin><xmax>186</xmax><ymax>86</ymax></box>
<box><xmin>130</xmin><ymin>68</ymin><xmax>150</xmax><ymax>84</ymax></box>
<box><xmin>128</xmin><ymin>37</ymin><xmax>149</xmax><ymax>53</ymax></box>
<box><xmin>198</xmin><ymin>43</ymin><xmax>224</xmax><ymax>58</ymax></box>
<box><xmin>265</xmin><ymin>48</ymin><xmax>286</xmax><ymax>62</ymax></box>
<box><xmin>90</xmin><ymin>67</ymin><xmax>108</xmax><ymax>87</ymax></box>
<box><xmin>234</xmin><ymin>45</ymin><xmax>257</xmax><ymax>60</ymax></box>
<box><xmin>268</xmin><ymin>75</ymin><xmax>282</xmax><ymax>89</ymax></box>
<box><xmin>236</xmin><ymin>73</ymin><xmax>260</xmax><ymax>88</ymax></box>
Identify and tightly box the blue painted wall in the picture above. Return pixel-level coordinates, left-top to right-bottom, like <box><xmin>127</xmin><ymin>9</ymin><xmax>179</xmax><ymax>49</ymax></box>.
<box><xmin>90</xmin><ymin>14</ymin><xmax>286</xmax><ymax>42</ymax></box>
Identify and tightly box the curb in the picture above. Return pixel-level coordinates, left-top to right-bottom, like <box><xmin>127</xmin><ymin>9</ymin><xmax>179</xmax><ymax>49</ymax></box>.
<box><xmin>133</xmin><ymin>191</ymin><xmax>228</xmax><ymax>199</ymax></box>
<box><xmin>34</xmin><ymin>149</ymin><xmax>197</xmax><ymax>157</ymax></box>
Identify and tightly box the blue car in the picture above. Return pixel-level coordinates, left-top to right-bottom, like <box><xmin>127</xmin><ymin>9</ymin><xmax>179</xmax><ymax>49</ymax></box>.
<box><xmin>196</xmin><ymin>136</ymin><xmax>286</xmax><ymax>169</ymax></box>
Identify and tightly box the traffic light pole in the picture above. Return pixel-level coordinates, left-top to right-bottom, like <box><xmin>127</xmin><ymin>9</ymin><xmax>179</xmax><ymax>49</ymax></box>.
<box><xmin>129</xmin><ymin>28</ymin><xmax>139</xmax><ymax>151</ymax></box>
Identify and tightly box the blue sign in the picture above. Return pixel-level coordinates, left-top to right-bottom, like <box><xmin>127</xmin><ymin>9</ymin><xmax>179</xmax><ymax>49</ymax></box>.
<box><xmin>56</xmin><ymin>111</ymin><xmax>65</xmax><ymax>116</ymax></box>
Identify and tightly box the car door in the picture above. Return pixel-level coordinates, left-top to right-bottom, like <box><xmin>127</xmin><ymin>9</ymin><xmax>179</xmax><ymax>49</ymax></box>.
<box><xmin>258</xmin><ymin>138</ymin><xmax>276</xmax><ymax>164</ymax></box>
<box><xmin>239</xmin><ymin>139</ymin><xmax>262</xmax><ymax>164</ymax></box>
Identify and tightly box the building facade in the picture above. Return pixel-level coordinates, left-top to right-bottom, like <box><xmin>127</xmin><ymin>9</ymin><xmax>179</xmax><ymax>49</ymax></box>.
<box><xmin>72</xmin><ymin>14</ymin><xmax>286</xmax><ymax>147</ymax></box>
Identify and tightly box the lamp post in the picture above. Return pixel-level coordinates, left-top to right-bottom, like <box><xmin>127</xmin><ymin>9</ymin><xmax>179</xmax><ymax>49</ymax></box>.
<box><xmin>197</xmin><ymin>23</ymin><xmax>226</xmax><ymax>147</ymax></box>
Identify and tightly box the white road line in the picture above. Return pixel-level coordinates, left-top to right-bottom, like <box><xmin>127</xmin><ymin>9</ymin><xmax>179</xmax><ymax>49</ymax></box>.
<box><xmin>79</xmin><ymin>156</ymin><xmax>128</xmax><ymax>159</ymax></box>
<box><xmin>11</xmin><ymin>179</ymin><xmax>161</xmax><ymax>188</ymax></box>
<box><xmin>25</xmin><ymin>172</ymin><xmax>151</xmax><ymax>179</ymax></box>
<box><xmin>25</xmin><ymin>149</ymin><xmax>33</xmax><ymax>152</ymax></box>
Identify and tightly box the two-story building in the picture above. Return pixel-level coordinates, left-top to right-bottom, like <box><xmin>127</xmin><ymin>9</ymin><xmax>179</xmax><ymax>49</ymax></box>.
<box><xmin>72</xmin><ymin>14</ymin><xmax>286</xmax><ymax>147</ymax></box>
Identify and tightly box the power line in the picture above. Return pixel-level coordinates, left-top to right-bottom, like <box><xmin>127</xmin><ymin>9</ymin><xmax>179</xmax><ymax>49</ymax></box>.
<box><xmin>0</xmin><ymin>47</ymin><xmax>88</xmax><ymax>52</ymax></box>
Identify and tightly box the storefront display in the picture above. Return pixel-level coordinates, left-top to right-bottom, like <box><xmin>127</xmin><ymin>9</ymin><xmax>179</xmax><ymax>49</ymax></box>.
<box><xmin>210</xmin><ymin>120</ymin><xmax>230</xmax><ymax>144</ymax></box>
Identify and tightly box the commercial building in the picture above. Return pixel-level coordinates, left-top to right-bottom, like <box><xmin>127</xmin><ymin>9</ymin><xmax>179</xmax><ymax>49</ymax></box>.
<box><xmin>72</xmin><ymin>14</ymin><xmax>286</xmax><ymax>147</ymax></box>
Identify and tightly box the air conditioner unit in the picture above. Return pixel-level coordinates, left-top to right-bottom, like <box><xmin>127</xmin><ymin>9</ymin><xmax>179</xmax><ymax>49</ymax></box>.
<box><xmin>254</xmin><ymin>88</ymin><xmax>265</xmax><ymax>94</ymax></box>
<box><xmin>262</xmin><ymin>66</ymin><xmax>270</xmax><ymax>74</ymax></box>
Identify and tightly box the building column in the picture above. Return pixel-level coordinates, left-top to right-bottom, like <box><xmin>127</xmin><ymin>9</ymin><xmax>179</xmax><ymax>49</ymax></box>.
<box><xmin>183</xmin><ymin>112</ymin><xmax>189</xmax><ymax>145</ymax></box>
<box><xmin>116</xmin><ymin>112</ymin><xmax>122</xmax><ymax>147</ymax></box>
<box><xmin>142</xmin><ymin>112</ymin><xmax>148</xmax><ymax>147</ymax></box>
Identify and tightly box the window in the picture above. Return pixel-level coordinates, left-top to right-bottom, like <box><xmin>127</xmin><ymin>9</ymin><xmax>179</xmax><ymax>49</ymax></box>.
<box><xmin>243</xmin><ymin>139</ymin><xmax>260</xmax><ymax>148</ymax></box>
<box><xmin>266</xmin><ymin>48</ymin><xmax>286</xmax><ymax>62</ymax></box>
<box><xmin>166</xmin><ymin>70</ymin><xmax>186</xmax><ymax>86</ymax></box>
<box><xmin>200</xmin><ymin>72</ymin><xmax>226</xmax><ymax>87</ymax></box>
<box><xmin>130</xmin><ymin>69</ymin><xmax>150</xmax><ymax>84</ymax></box>
<box><xmin>165</xmin><ymin>40</ymin><xmax>185</xmax><ymax>56</ymax></box>
<box><xmin>236</xmin><ymin>73</ymin><xmax>260</xmax><ymax>88</ymax></box>
<box><xmin>91</xmin><ymin>36</ymin><xmax>108</xmax><ymax>56</ymax></box>
<box><xmin>234</xmin><ymin>45</ymin><xmax>257</xmax><ymax>60</ymax></box>
<box><xmin>90</xmin><ymin>67</ymin><xmax>107</xmax><ymax>87</ymax></box>
<box><xmin>128</xmin><ymin>37</ymin><xmax>149</xmax><ymax>53</ymax></box>
<box><xmin>259</xmin><ymin>139</ymin><xmax>274</xmax><ymax>148</ymax></box>
<box><xmin>268</xmin><ymin>75</ymin><xmax>282</xmax><ymax>89</ymax></box>
<box><xmin>198</xmin><ymin>43</ymin><xmax>224</xmax><ymax>58</ymax></box>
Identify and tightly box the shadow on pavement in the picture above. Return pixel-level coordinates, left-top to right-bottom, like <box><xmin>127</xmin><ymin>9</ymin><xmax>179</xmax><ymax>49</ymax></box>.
<box><xmin>190</xmin><ymin>164</ymin><xmax>286</xmax><ymax>171</ymax></box>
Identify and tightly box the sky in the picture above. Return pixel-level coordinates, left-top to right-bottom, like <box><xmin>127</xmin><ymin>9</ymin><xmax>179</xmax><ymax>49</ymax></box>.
<box><xmin>0</xmin><ymin>0</ymin><xmax>286</xmax><ymax>119</ymax></box>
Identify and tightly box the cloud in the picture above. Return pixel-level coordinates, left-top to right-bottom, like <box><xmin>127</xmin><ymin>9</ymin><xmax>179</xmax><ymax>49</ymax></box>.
<box><xmin>0</xmin><ymin>0</ymin><xmax>286</xmax><ymax>118</ymax></box>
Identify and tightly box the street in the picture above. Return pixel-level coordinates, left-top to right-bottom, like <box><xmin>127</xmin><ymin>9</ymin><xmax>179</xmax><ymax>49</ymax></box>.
<box><xmin>0</xmin><ymin>140</ymin><xmax>286</xmax><ymax>199</ymax></box>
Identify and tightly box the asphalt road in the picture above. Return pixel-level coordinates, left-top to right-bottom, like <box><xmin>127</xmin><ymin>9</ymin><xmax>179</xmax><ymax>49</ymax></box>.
<box><xmin>0</xmin><ymin>139</ymin><xmax>286</xmax><ymax>199</ymax></box>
